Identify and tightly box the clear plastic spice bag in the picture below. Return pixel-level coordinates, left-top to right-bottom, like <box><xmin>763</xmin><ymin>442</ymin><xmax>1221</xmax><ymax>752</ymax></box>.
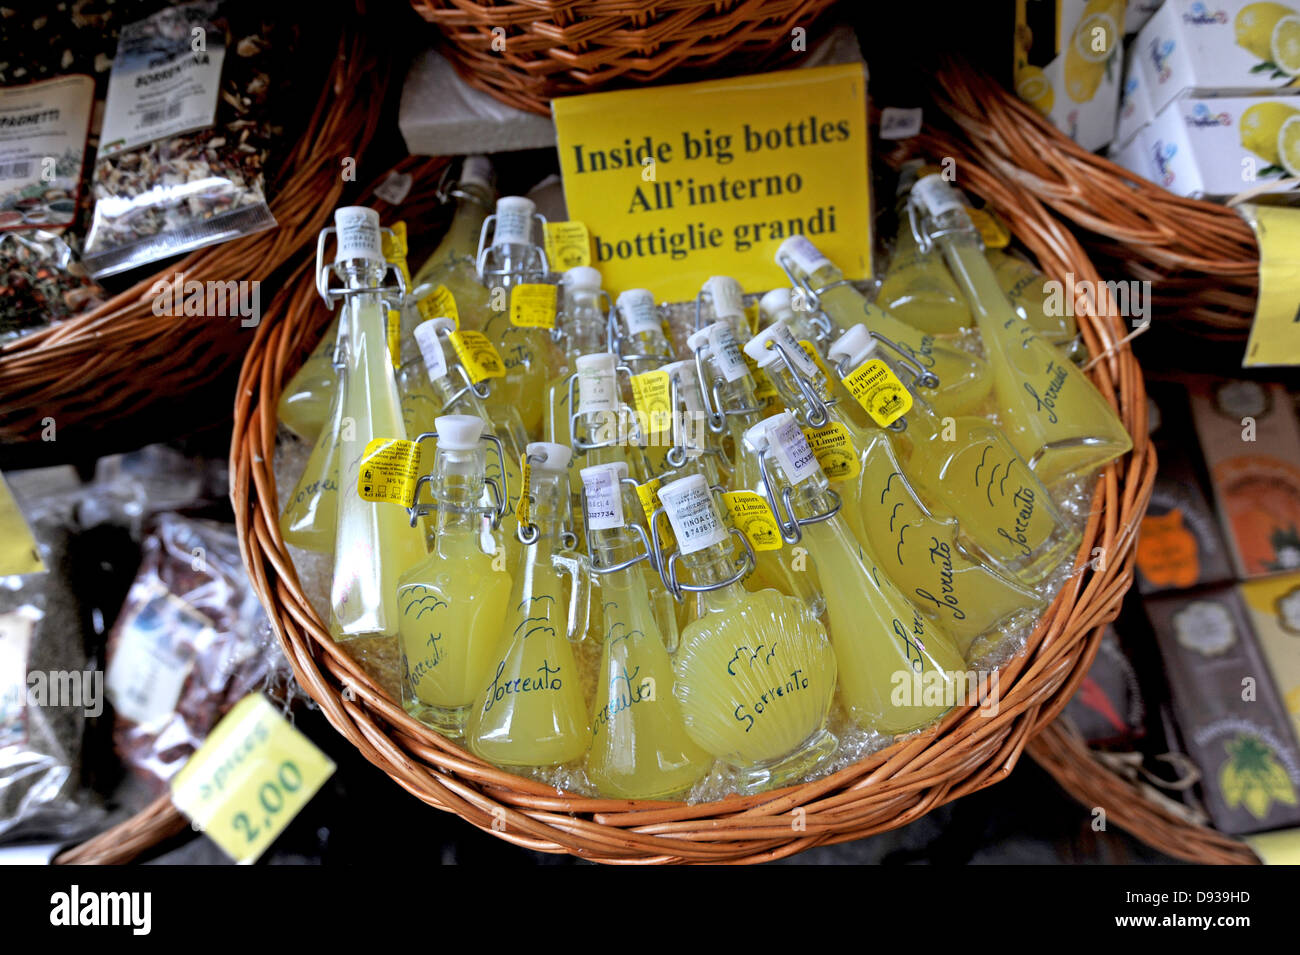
<box><xmin>0</xmin><ymin>229</ymin><xmax>105</xmax><ymax>341</ymax></box>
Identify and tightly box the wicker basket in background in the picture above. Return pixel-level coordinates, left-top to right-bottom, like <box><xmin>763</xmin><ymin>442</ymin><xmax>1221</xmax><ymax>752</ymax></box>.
<box><xmin>408</xmin><ymin>0</ymin><xmax>840</xmax><ymax>115</ymax></box>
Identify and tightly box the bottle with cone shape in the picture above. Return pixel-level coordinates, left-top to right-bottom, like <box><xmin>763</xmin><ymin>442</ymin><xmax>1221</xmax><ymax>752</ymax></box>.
<box><xmin>276</xmin><ymin>313</ymin><xmax>342</xmax><ymax>444</ymax></box>
<box><xmin>910</xmin><ymin>174</ymin><xmax>1132</xmax><ymax>486</ymax></box>
<box><xmin>467</xmin><ymin>442</ymin><xmax>592</xmax><ymax>767</ymax></box>
<box><xmin>396</xmin><ymin>415</ymin><xmax>513</xmax><ymax>734</ymax></box>
<box><xmin>412</xmin><ymin>156</ymin><xmax>495</xmax><ymax>289</ymax></box>
<box><xmin>745</xmin><ymin>413</ymin><xmax>967</xmax><ymax>733</ymax></box>
<box><xmin>775</xmin><ymin>234</ymin><xmax>992</xmax><ymax>418</ymax></box>
<box><xmin>826</xmin><ymin>324</ymin><xmax>1078</xmax><ymax>585</ymax></box>
<box><xmin>985</xmin><ymin>248</ymin><xmax>1080</xmax><ymax>354</ymax></box>
<box><xmin>280</xmin><ymin>372</ymin><xmax>344</xmax><ymax>554</ymax></box>
<box><xmin>474</xmin><ymin>195</ymin><xmax>554</xmax><ymax>436</ymax></box>
<box><xmin>656</xmin><ymin>474</ymin><xmax>838</xmax><ymax>793</ymax></box>
<box><xmin>580</xmin><ymin>462</ymin><xmax>712</xmax><ymax>798</ymax></box>
<box><xmin>323</xmin><ymin>207</ymin><xmax>427</xmax><ymax>639</ymax></box>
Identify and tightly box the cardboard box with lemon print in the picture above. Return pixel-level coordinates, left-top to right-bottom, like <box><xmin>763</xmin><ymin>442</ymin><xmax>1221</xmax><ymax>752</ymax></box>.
<box><xmin>1239</xmin><ymin>572</ymin><xmax>1300</xmax><ymax>746</ymax></box>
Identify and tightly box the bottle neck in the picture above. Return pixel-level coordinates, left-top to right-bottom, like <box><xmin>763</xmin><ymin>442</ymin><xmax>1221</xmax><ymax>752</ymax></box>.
<box><xmin>526</xmin><ymin>470</ymin><xmax>570</xmax><ymax>542</ymax></box>
<box><xmin>443</xmin><ymin>188</ymin><xmax>492</xmax><ymax>260</ymax></box>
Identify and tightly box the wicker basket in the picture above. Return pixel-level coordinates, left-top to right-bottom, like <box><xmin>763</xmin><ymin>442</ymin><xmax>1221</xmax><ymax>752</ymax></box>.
<box><xmin>926</xmin><ymin>61</ymin><xmax>1260</xmax><ymax>339</ymax></box>
<box><xmin>1028</xmin><ymin>720</ymin><xmax>1261</xmax><ymax>865</ymax></box>
<box><xmin>408</xmin><ymin>0</ymin><xmax>840</xmax><ymax>115</ymax></box>
<box><xmin>0</xmin><ymin>21</ymin><xmax>389</xmax><ymax>448</ymax></box>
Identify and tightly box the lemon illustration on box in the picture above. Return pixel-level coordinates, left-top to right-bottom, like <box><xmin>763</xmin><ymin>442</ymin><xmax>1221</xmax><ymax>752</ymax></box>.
<box><xmin>1239</xmin><ymin>100</ymin><xmax>1300</xmax><ymax>175</ymax></box>
<box><xmin>1235</xmin><ymin>2</ymin><xmax>1300</xmax><ymax>75</ymax></box>
<box><xmin>1064</xmin><ymin>0</ymin><xmax>1124</xmax><ymax>103</ymax></box>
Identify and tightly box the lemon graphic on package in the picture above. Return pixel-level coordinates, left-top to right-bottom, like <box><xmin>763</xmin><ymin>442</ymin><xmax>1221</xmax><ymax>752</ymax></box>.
<box><xmin>1015</xmin><ymin>65</ymin><xmax>1053</xmax><ymax>114</ymax></box>
<box><xmin>1063</xmin><ymin>0</ymin><xmax>1122</xmax><ymax>103</ymax></box>
<box><xmin>1278</xmin><ymin>114</ymin><xmax>1300</xmax><ymax>175</ymax></box>
<box><xmin>1236</xmin><ymin>2</ymin><xmax>1296</xmax><ymax>58</ymax></box>
<box><xmin>1272</xmin><ymin>15</ymin><xmax>1300</xmax><ymax>74</ymax></box>
<box><xmin>1239</xmin><ymin>100</ymin><xmax>1300</xmax><ymax>171</ymax></box>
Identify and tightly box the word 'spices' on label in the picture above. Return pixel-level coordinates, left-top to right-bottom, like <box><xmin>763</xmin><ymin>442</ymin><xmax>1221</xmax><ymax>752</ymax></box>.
<box><xmin>356</xmin><ymin>438</ymin><xmax>423</xmax><ymax>507</ymax></box>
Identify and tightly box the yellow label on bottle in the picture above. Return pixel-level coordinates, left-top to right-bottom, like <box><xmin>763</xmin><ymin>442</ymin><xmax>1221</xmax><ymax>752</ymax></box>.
<box><xmin>170</xmin><ymin>694</ymin><xmax>335</xmax><ymax>865</ymax></box>
<box><xmin>544</xmin><ymin>221</ymin><xmax>592</xmax><ymax>270</ymax></box>
<box><xmin>382</xmin><ymin>221</ymin><xmax>411</xmax><ymax>286</ymax></box>
<box><xmin>636</xmin><ymin>478</ymin><xmax>675</xmax><ymax>551</ymax></box>
<box><xmin>802</xmin><ymin>421</ymin><xmax>860</xmax><ymax>482</ymax></box>
<box><xmin>721</xmin><ymin>490</ymin><xmax>782</xmax><ymax>551</ymax></box>
<box><xmin>448</xmin><ymin>330</ymin><xmax>506</xmax><ymax>383</ymax></box>
<box><xmin>797</xmin><ymin>340</ymin><xmax>832</xmax><ymax>380</ymax></box>
<box><xmin>1241</xmin><ymin>204</ymin><xmax>1300</xmax><ymax>367</ymax></box>
<box><xmin>516</xmin><ymin>452</ymin><xmax>533</xmax><ymax>528</ymax></box>
<box><xmin>509</xmin><ymin>283</ymin><xmax>558</xmax><ymax>329</ymax></box>
<box><xmin>842</xmin><ymin>358</ymin><xmax>913</xmax><ymax>427</ymax></box>
<box><xmin>964</xmin><ymin>206</ymin><xmax>1010</xmax><ymax>249</ymax></box>
<box><xmin>416</xmin><ymin>284</ymin><xmax>459</xmax><ymax>329</ymax></box>
<box><xmin>356</xmin><ymin>438</ymin><xmax>423</xmax><ymax>507</ymax></box>
<box><xmin>630</xmin><ymin>369</ymin><xmax>671</xmax><ymax>417</ymax></box>
<box><xmin>386</xmin><ymin>309</ymin><xmax>401</xmax><ymax>370</ymax></box>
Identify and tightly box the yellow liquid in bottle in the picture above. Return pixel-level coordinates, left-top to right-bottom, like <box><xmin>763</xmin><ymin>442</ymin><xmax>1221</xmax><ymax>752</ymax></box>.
<box><xmin>986</xmin><ymin>248</ymin><xmax>1078</xmax><ymax>348</ymax></box>
<box><xmin>877</xmin><ymin>225</ymin><xmax>972</xmax><ymax>336</ymax></box>
<box><xmin>277</xmin><ymin>314</ymin><xmax>341</xmax><ymax>443</ymax></box>
<box><xmin>280</xmin><ymin>383</ymin><xmax>343</xmax><ymax>553</ymax></box>
<box><xmin>466</xmin><ymin>541</ymin><xmax>590</xmax><ymax>767</ymax></box>
<box><xmin>943</xmin><ymin>237</ymin><xmax>1132</xmax><ymax>485</ymax></box>
<box><xmin>587</xmin><ymin>571</ymin><xmax>711</xmax><ymax>799</ymax></box>
<box><xmin>482</xmin><ymin>305</ymin><xmax>549</xmax><ymax>437</ymax></box>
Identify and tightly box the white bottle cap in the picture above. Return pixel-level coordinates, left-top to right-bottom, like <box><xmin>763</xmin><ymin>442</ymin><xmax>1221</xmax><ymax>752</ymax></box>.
<box><xmin>460</xmin><ymin>155</ymin><xmax>493</xmax><ymax>190</ymax></box>
<box><xmin>493</xmin><ymin>195</ymin><xmax>536</xmax><ymax>247</ymax></box>
<box><xmin>913</xmin><ymin>174</ymin><xmax>966</xmax><ymax>219</ymax></box>
<box><xmin>776</xmin><ymin>235</ymin><xmax>830</xmax><ymax>275</ymax></box>
<box><xmin>526</xmin><ymin>441</ymin><xmax>572</xmax><ymax>472</ymax></box>
<box><xmin>657</xmin><ymin>473</ymin><xmax>729</xmax><ymax>555</ymax></box>
<box><xmin>333</xmin><ymin>206</ymin><xmax>383</xmax><ymax>264</ymax></box>
<box><xmin>414</xmin><ymin>318</ymin><xmax>455</xmax><ymax>381</ymax></box>
<box><xmin>688</xmin><ymin>321</ymin><xmax>747</xmax><ymax>383</ymax></box>
<box><xmin>580</xmin><ymin>462</ymin><xmax>627</xmax><ymax>531</ymax></box>
<box><xmin>760</xmin><ymin>287</ymin><xmax>795</xmax><ymax>321</ymax></box>
<box><xmin>744</xmin><ymin>321</ymin><xmax>818</xmax><ymax>378</ymax></box>
<box><xmin>435</xmin><ymin>414</ymin><xmax>484</xmax><ymax>451</ymax></box>
<box><xmin>743</xmin><ymin>414</ymin><xmax>778</xmax><ymax>451</ymax></box>
<box><xmin>661</xmin><ymin>359</ymin><xmax>704</xmax><ymax>413</ymax></box>
<box><xmin>616</xmin><ymin>288</ymin><xmax>660</xmax><ymax>336</ymax></box>
<box><xmin>704</xmin><ymin>276</ymin><xmax>746</xmax><ymax>319</ymax></box>
<box><xmin>827</xmin><ymin>324</ymin><xmax>878</xmax><ymax>368</ymax></box>
<box><xmin>564</xmin><ymin>266</ymin><xmax>602</xmax><ymax>290</ymax></box>
<box><xmin>685</xmin><ymin>325</ymin><xmax>712</xmax><ymax>353</ymax></box>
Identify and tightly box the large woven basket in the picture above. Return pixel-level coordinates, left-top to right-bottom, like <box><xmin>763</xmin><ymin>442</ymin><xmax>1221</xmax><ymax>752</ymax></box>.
<box><xmin>229</xmin><ymin>127</ymin><xmax>1153</xmax><ymax>861</ymax></box>
<box><xmin>0</xmin><ymin>19</ymin><xmax>388</xmax><ymax>450</ymax></box>
<box><xmin>926</xmin><ymin>61</ymin><xmax>1260</xmax><ymax>339</ymax></box>
<box><xmin>408</xmin><ymin>0</ymin><xmax>840</xmax><ymax>115</ymax></box>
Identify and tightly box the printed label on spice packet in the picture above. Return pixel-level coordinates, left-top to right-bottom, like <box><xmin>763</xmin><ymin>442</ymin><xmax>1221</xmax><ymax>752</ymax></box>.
<box><xmin>356</xmin><ymin>438</ymin><xmax>422</xmax><ymax>507</ymax></box>
<box><xmin>842</xmin><ymin>359</ymin><xmax>912</xmax><ymax>427</ymax></box>
<box><xmin>98</xmin><ymin>2</ymin><xmax>227</xmax><ymax>157</ymax></box>
<box><xmin>170</xmin><ymin>693</ymin><xmax>335</xmax><ymax>865</ymax></box>
<box><xmin>802</xmin><ymin>422</ymin><xmax>860</xmax><ymax>482</ymax></box>
<box><xmin>105</xmin><ymin>582</ymin><xmax>201</xmax><ymax>730</ymax></box>
<box><xmin>722</xmin><ymin>491</ymin><xmax>782</xmax><ymax>551</ymax></box>
<box><xmin>0</xmin><ymin>75</ymin><xmax>94</xmax><ymax>232</ymax></box>
<box><xmin>0</xmin><ymin>612</ymin><xmax>34</xmax><ymax>748</ymax></box>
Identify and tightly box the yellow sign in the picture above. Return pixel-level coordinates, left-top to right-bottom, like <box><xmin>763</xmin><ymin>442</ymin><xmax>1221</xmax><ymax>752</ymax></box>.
<box><xmin>0</xmin><ymin>472</ymin><xmax>42</xmax><ymax>576</ymax></box>
<box><xmin>802</xmin><ymin>421</ymin><xmax>860</xmax><ymax>483</ymax></box>
<box><xmin>509</xmin><ymin>283</ymin><xmax>558</xmax><ymax>329</ymax></box>
<box><xmin>170</xmin><ymin>694</ymin><xmax>335</xmax><ymax>865</ymax></box>
<box><xmin>722</xmin><ymin>490</ymin><xmax>783</xmax><ymax>551</ymax></box>
<box><xmin>544</xmin><ymin>221</ymin><xmax>592</xmax><ymax>270</ymax></box>
<box><xmin>448</xmin><ymin>330</ymin><xmax>506</xmax><ymax>383</ymax></box>
<box><xmin>1242</xmin><ymin>204</ymin><xmax>1300</xmax><ymax>366</ymax></box>
<box><xmin>356</xmin><ymin>438</ymin><xmax>423</xmax><ymax>507</ymax></box>
<box><xmin>842</xmin><ymin>358</ymin><xmax>913</xmax><ymax>427</ymax></box>
<box><xmin>417</xmin><ymin>284</ymin><xmax>459</xmax><ymax>329</ymax></box>
<box><xmin>552</xmin><ymin>64</ymin><xmax>871</xmax><ymax>300</ymax></box>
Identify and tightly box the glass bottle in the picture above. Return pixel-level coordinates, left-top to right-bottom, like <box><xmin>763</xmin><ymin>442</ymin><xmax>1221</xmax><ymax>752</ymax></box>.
<box><xmin>696</xmin><ymin>275</ymin><xmax>751</xmax><ymax>341</ymax></box>
<box><xmin>612</xmin><ymin>288</ymin><xmax>675</xmax><ymax>376</ymax></box>
<box><xmin>758</xmin><ymin>287</ymin><xmax>833</xmax><ymax>357</ymax></box>
<box><xmin>412</xmin><ymin>155</ymin><xmax>494</xmax><ymax>288</ymax></box>
<box><xmin>322</xmin><ymin>207</ymin><xmax>427</xmax><ymax>639</ymax></box>
<box><xmin>775</xmin><ymin>234</ymin><xmax>992</xmax><ymax>418</ymax></box>
<box><xmin>984</xmin><ymin>248</ymin><xmax>1083</xmax><ymax>358</ymax></box>
<box><xmin>280</xmin><ymin>371</ymin><xmax>344</xmax><ymax>554</ymax></box>
<box><xmin>467</xmin><ymin>442</ymin><xmax>592</xmax><ymax>767</ymax></box>
<box><xmin>911</xmin><ymin>174</ymin><xmax>1132</xmax><ymax>486</ymax></box>
<box><xmin>580</xmin><ymin>462</ymin><xmax>712</xmax><ymax>799</ymax></box>
<box><xmin>396</xmin><ymin>415</ymin><xmax>513</xmax><ymax>734</ymax></box>
<box><xmin>569</xmin><ymin>351</ymin><xmax>654</xmax><ymax>483</ymax></box>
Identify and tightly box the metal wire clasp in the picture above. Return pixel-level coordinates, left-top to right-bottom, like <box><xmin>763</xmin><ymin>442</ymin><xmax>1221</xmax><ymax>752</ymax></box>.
<box><xmin>474</xmin><ymin>211</ymin><xmax>550</xmax><ymax>283</ymax></box>
<box><xmin>754</xmin><ymin>335</ymin><xmax>831</xmax><ymax>428</ymax></box>
<box><xmin>755</xmin><ymin>449</ymin><xmax>842</xmax><ymax>544</ymax></box>
<box><xmin>650</xmin><ymin>518</ymin><xmax>755</xmax><ymax>603</ymax></box>
<box><xmin>582</xmin><ymin>477</ymin><xmax>658</xmax><ymax>575</ymax></box>
<box><xmin>315</xmin><ymin>225</ymin><xmax>408</xmax><ymax>310</ymax></box>
<box><xmin>691</xmin><ymin>334</ymin><xmax>763</xmax><ymax>434</ymax></box>
<box><xmin>406</xmin><ymin>430</ymin><xmax>510</xmax><ymax>531</ymax></box>
<box><xmin>568</xmin><ymin>363</ymin><xmax>644</xmax><ymax>452</ymax></box>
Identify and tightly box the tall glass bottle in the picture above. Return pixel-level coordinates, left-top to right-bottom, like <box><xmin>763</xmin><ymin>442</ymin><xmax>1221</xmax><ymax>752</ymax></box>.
<box><xmin>396</xmin><ymin>415</ymin><xmax>513</xmax><ymax>734</ymax></box>
<box><xmin>775</xmin><ymin>235</ymin><xmax>992</xmax><ymax>418</ymax></box>
<box><xmin>412</xmin><ymin>156</ymin><xmax>494</xmax><ymax>289</ymax></box>
<box><xmin>466</xmin><ymin>442</ymin><xmax>592</xmax><ymax>767</ymax></box>
<box><xmin>657</xmin><ymin>474</ymin><xmax>838</xmax><ymax>792</ymax></box>
<box><xmin>323</xmin><ymin>207</ymin><xmax>427</xmax><ymax>639</ymax></box>
<box><xmin>910</xmin><ymin>174</ymin><xmax>1132</xmax><ymax>486</ymax></box>
<box><xmin>281</xmin><ymin>359</ymin><xmax>344</xmax><ymax>553</ymax></box>
<box><xmin>580</xmin><ymin>462</ymin><xmax>712</xmax><ymax>798</ymax></box>
<box><xmin>745</xmin><ymin>414</ymin><xmax>966</xmax><ymax>733</ymax></box>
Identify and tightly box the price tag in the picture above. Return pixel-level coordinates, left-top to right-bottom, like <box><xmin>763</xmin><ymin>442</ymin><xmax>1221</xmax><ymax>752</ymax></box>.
<box><xmin>448</xmin><ymin>330</ymin><xmax>506</xmax><ymax>383</ymax></box>
<box><xmin>630</xmin><ymin>370</ymin><xmax>672</xmax><ymax>418</ymax></box>
<box><xmin>356</xmin><ymin>438</ymin><xmax>423</xmax><ymax>507</ymax></box>
<box><xmin>841</xmin><ymin>359</ymin><xmax>913</xmax><ymax>427</ymax></box>
<box><xmin>170</xmin><ymin>694</ymin><xmax>335</xmax><ymax>866</ymax></box>
<box><xmin>636</xmin><ymin>478</ymin><xmax>675</xmax><ymax>551</ymax></box>
<box><xmin>721</xmin><ymin>491</ymin><xmax>782</xmax><ymax>551</ymax></box>
<box><xmin>544</xmin><ymin>221</ymin><xmax>592</xmax><ymax>270</ymax></box>
<box><xmin>382</xmin><ymin>221</ymin><xmax>411</xmax><ymax>286</ymax></box>
<box><xmin>509</xmin><ymin>283</ymin><xmax>558</xmax><ymax>329</ymax></box>
<box><xmin>965</xmin><ymin>206</ymin><xmax>1010</xmax><ymax>249</ymax></box>
<box><xmin>515</xmin><ymin>453</ymin><xmax>533</xmax><ymax>528</ymax></box>
<box><xmin>416</xmin><ymin>285</ymin><xmax>459</xmax><ymax>329</ymax></box>
<box><xmin>386</xmin><ymin>309</ymin><xmax>401</xmax><ymax>370</ymax></box>
<box><xmin>802</xmin><ymin>422</ymin><xmax>860</xmax><ymax>483</ymax></box>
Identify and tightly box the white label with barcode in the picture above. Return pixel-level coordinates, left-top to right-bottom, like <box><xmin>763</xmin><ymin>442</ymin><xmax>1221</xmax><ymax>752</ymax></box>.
<box><xmin>781</xmin><ymin>236</ymin><xmax>831</xmax><ymax>275</ymax></box>
<box><xmin>583</xmin><ymin>468</ymin><xmax>623</xmax><ymax>530</ymax></box>
<box><xmin>709</xmin><ymin>324</ymin><xmax>749</xmax><ymax>383</ymax></box>
<box><xmin>659</xmin><ymin>479</ymin><xmax>728</xmax><ymax>555</ymax></box>
<box><xmin>0</xmin><ymin>75</ymin><xmax>95</xmax><ymax>232</ymax></box>
<box><xmin>769</xmin><ymin>416</ymin><xmax>821</xmax><ymax>485</ymax></box>
<box><xmin>413</xmin><ymin>321</ymin><xmax>448</xmax><ymax>381</ymax></box>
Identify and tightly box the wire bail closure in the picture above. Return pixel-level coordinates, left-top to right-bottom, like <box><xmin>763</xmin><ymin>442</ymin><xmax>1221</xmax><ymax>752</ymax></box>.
<box><xmin>756</xmin><ymin>336</ymin><xmax>831</xmax><ymax>428</ymax></box>
<box><xmin>406</xmin><ymin>430</ymin><xmax>510</xmax><ymax>531</ymax></box>
<box><xmin>650</xmin><ymin>516</ymin><xmax>755</xmax><ymax>603</ymax></box>
<box><xmin>691</xmin><ymin>336</ymin><xmax>765</xmax><ymax>434</ymax></box>
<box><xmin>567</xmin><ymin>362</ymin><xmax>645</xmax><ymax>452</ymax></box>
<box><xmin>314</xmin><ymin>224</ymin><xmax>409</xmax><ymax>311</ymax></box>
<box><xmin>474</xmin><ymin>210</ymin><xmax>550</xmax><ymax>284</ymax></box>
<box><xmin>582</xmin><ymin>477</ymin><xmax>658</xmax><ymax>575</ymax></box>
<box><xmin>755</xmin><ymin>449</ymin><xmax>842</xmax><ymax>544</ymax></box>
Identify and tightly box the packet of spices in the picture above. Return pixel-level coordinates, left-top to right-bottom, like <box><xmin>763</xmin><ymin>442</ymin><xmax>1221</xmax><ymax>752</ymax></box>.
<box><xmin>0</xmin><ymin>75</ymin><xmax>95</xmax><ymax>233</ymax></box>
<box><xmin>0</xmin><ymin>228</ymin><xmax>105</xmax><ymax>339</ymax></box>
<box><xmin>82</xmin><ymin>0</ymin><xmax>276</xmax><ymax>278</ymax></box>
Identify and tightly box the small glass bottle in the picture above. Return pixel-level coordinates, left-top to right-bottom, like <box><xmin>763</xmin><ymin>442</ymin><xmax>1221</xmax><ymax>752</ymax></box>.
<box><xmin>612</xmin><ymin>288</ymin><xmax>676</xmax><ymax>376</ymax></box>
<box><xmin>658</xmin><ymin>474</ymin><xmax>838</xmax><ymax>793</ymax></box>
<box><xmin>396</xmin><ymin>415</ymin><xmax>513</xmax><ymax>734</ymax></box>
<box><xmin>696</xmin><ymin>275</ymin><xmax>751</xmax><ymax>341</ymax></box>
<box><xmin>580</xmin><ymin>462</ymin><xmax>712</xmax><ymax>799</ymax></box>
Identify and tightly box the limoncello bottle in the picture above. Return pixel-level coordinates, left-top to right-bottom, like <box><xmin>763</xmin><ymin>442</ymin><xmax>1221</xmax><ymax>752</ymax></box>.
<box><xmin>324</xmin><ymin>207</ymin><xmax>427</xmax><ymax>639</ymax></box>
<box><xmin>758</xmin><ymin>287</ymin><xmax>833</xmax><ymax>358</ymax></box>
<box><xmin>579</xmin><ymin>462</ymin><xmax>712</xmax><ymax>798</ymax></box>
<box><xmin>569</xmin><ymin>351</ymin><xmax>654</xmax><ymax>483</ymax></box>
<box><xmin>985</xmin><ymin>248</ymin><xmax>1079</xmax><ymax>352</ymax></box>
<box><xmin>656</xmin><ymin>359</ymin><xmax>729</xmax><ymax>488</ymax></box>
<box><xmin>827</xmin><ymin>324</ymin><xmax>1078</xmax><ymax>584</ymax></box>
<box><xmin>911</xmin><ymin>174</ymin><xmax>1132</xmax><ymax>486</ymax></box>
<box><xmin>467</xmin><ymin>442</ymin><xmax>592</xmax><ymax>767</ymax></box>
<box><xmin>276</xmin><ymin>313</ymin><xmax>341</xmax><ymax>443</ymax></box>
<box><xmin>475</xmin><ymin>195</ymin><xmax>554</xmax><ymax>436</ymax></box>
<box><xmin>775</xmin><ymin>235</ymin><xmax>992</xmax><ymax>417</ymax></box>
<box><xmin>396</xmin><ymin>415</ymin><xmax>513</xmax><ymax>734</ymax></box>
<box><xmin>657</xmin><ymin>474</ymin><xmax>838</xmax><ymax>792</ymax></box>
<box><xmin>876</xmin><ymin>207</ymin><xmax>973</xmax><ymax>336</ymax></box>
<box><xmin>745</xmin><ymin>413</ymin><xmax>966</xmax><ymax>733</ymax></box>
<box><xmin>412</xmin><ymin>155</ymin><xmax>494</xmax><ymax>288</ymax></box>
<box><xmin>280</xmin><ymin>373</ymin><xmax>343</xmax><ymax>554</ymax></box>
<box><xmin>612</xmin><ymin>288</ymin><xmax>675</xmax><ymax>376</ymax></box>
<box><xmin>697</xmin><ymin>275</ymin><xmax>752</xmax><ymax>340</ymax></box>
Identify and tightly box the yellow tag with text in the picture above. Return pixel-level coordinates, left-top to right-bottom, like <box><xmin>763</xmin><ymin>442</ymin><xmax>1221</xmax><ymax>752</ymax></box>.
<box><xmin>417</xmin><ymin>285</ymin><xmax>459</xmax><ymax>329</ymax></box>
<box><xmin>802</xmin><ymin>422</ymin><xmax>860</xmax><ymax>482</ymax></box>
<box><xmin>382</xmin><ymin>221</ymin><xmax>411</xmax><ymax>286</ymax></box>
<box><xmin>356</xmin><ymin>438</ymin><xmax>423</xmax><ymax>507</ymax></box>
<box><xmin>386</xmin><ymin>309</ymin><xmax>401</xmax><ymax>369</ymax></box>
<box><xmin>449</xmin><ymin>330</ymin><xmax>506</xmax><ymax>383</ymax></box>
<box><xmin>170</xmin><ymin>694</ymin><xmax>335</xmax><ymax>865</ymax></box>
<box><xmin>842</xmin><ymin>358</ymin><xmax>912</xmax><ymax>427</ymax></box>
<box><xmin>636</xmin><ymin>478</ymin><xmax>675</xmax><ymax>551</ymax></box>
<box><xmin>721</xmin><ymin>490</ymin><xmax>783</xmax><ymax>551</ymax></box>
<box><xmin>1241</xmin><ymin>204</ymin><xmax>1300</xmax><ymax>366</ymax></box>
<box><xmin>965</xmin><ymin>206</ymin><xmax>1010</xmax><ymax>249</ymax></box>
<box><xmin>552</xmin><ymin>64</ymin><xmax>871</xmax><ymax>299</ymax></box>
<box><xmin>515</xmin><ymin>453</ymin><xmax>533</xmax><ymax>528</ymax></box>
<box><xmin>544</xmin><ymin>221</ymin><xmax>592</xmax><ymax>270</ymax></box>
<box><xmin>0</xmin><ymin>472</ymin><xmax>43</xmax><ymax>576</ymax></box>
<box><xmin>797</xmin><ymin>340</ymin><xmax>832</xmax><ymax>380</ymax></box>
<box><xmin>630</xmin><ymin>369</ymin><xmax>672</xmax><ymax>418</ymax></box>
<box><xmin>509</xmin><ymin>283</ymin><xmax>558</xmax><ymax>329</ymax></box>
